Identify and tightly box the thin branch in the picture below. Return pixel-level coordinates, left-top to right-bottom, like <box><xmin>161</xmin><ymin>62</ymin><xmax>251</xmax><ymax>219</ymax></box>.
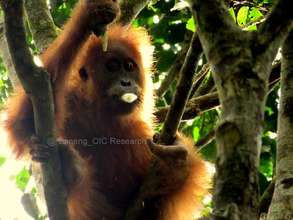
<box><xmin>242</xmin><ymin>17</ymin><xmax>266</xmax><ymax>31</ymax></box>
<box><xmin>156</xmin><ymin>46</ymin><xmax>188</xmax><ymax>97</ymax></box>
<box><xmin>269</xmin><ymin>61</ymin><xmax>281</xmax><ymax>85</ymax></box>
<box><xmin>0</xmin><ymin>0</ymin><xmax>68</xmax><ymax>218</ymax></box>
<box><xmin>190</xmin><ymin>64</ymin><xmax>214</xmax><ymax>98</ymax></box>
<box><xmin>259</xmin><ymin>179</ymin><xmax>275</xmax><ymax>214</ymax></box>
<box><xmin>196</xmin><ymin>129</ymin><xmax>215</xmax><ymax>150</ymax></box>
<box><xmin>189</xmin><ymin>63</ymin><xmax>209</xmax><ymax>98</ymax></box>
<box><xmin>232</xmin><ymin>1</ymin><xmax>269</xmax><ymax>13</ymax></box>
<box><xmin>159</xmin><ymin>33</ymin><xmax>203</xmax><ymax>144</ymax></box>
<box><xmin>155</xmin><ymin>92</ymin><xmax>219</xmax><ymax>122</ymax></box>
<box><xmin>268</xmin><ymin>61</ymin><xmax>281</xmax><ymax>92</ymax></box>
<box><xmin>155</xmin><ymin>64</ymin><xmax>281</xmax><ymax>122</ymax></box>
<box><xmin>156</xmin><ymin>32</ymin><xmax>193</xmax><ymax>97</ymax></box>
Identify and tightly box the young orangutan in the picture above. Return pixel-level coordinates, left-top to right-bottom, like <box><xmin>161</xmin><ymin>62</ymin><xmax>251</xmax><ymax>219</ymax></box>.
<box><xmin>4</xmin><ymin>0</ymin><xmax>209</xmax><ymax>219</ymax></box>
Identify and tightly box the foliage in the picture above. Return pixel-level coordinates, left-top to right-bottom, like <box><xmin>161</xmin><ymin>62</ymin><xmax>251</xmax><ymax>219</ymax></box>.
<box><xmin>0</xmin><ymin>58</ymin><xmax>12</xmax><ymax>107</ymax></box>
<box><xmin>0</xmin><ymin>156</ymin><xmax>6</xmax><ymax>167</ymax></box>
<box><xmin>15</xmin><ymin>167</ymin><xmax>30</xmax><ymax>192</ymax></box>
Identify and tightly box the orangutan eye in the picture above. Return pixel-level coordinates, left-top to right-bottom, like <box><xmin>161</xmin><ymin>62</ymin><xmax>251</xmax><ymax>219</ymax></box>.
<box><xmin>124</xmin><ymin>59</ymin><xmax>137</xmax><ymax>72</ymax></box>
<box><xmin>79</xmin><ymin>67</ymin><xmax>88</xmax><ymax>81</ymax></box>
<box><xmin>105</xmin><ymin>58</ymin><xmax>121</xmax><ymax>72</ymax></box>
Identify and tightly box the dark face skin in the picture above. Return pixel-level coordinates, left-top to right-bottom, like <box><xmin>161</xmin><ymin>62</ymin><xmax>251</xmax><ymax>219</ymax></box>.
<box><xmin>78</xmin><ymin>43</ymin><xmax>144</xmax><ymax>115</ymax></box>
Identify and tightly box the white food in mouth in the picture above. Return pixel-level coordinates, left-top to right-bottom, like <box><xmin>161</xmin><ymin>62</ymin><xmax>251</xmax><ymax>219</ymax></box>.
<box><xmin>121</xmin><ymin>93</ymin><xmax>138</xmax><ymax>103</ymax></box>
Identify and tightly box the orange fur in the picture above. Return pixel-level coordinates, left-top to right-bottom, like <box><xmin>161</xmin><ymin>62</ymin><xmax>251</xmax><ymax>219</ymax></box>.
<box><xmin>161</xmin><ymin>136</ymin><xmax>210</xmax><ymax>220</ymax></box>
<box><xmin>3</xmin><ymin>1</ymin><xmax>209</xmax><ymax>219</ymax></box>
<box><xmin>5</xmin><ymin>87</ymin><xmax>33</xmax><ymax>158</ymax></box>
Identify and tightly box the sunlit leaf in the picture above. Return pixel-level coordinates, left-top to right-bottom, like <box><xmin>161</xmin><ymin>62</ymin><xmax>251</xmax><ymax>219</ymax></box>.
<box><xmin>192</xmin><ymin>127</ymin><xmax>200</xmax><ymax>142</ymax></box>
<box><xmin>0</xmin><ymin>156</ymin><xmax>6</xmax><ymax>167</ymax></box>
<box><xmin>245</xmin><ymin>24</ymin><xmax>257</xmax><ymax>31</ymax></box>
<box><xmin>237</xmin><ymin>6</ymin><xmax>249</xmax><ymax>25</ymax></box>
<box><xmin>260</xmin><ymin>152</ymin><xmax>273</xmax><ymax>179</ymax></box>
<box><xmin>265</xmin><ymin>106</ymin><xmax>274</xmax><ymax>116</ymax></box>
<box><xmin>249</xmin><ymin>7</ymin><xmax>263</xmax><ymax>22</ymax></box>
<box><xmin>186</xmin><ymin>17</ymin><xmax>196</xmax><ymax>32</ymax></box>
<box><xmin>15</xmin><ymin>167</ymin><xmax>30</xmax><ymax>191</ymax></box>
<box><xmin>229</xmin><ymin>8</ymin><xmax>236</xmax><ymax>22</ymax></box>
<box><xmin>263</xmin><ymin>0</ymin><xmax>273</xmax><ymax>4</ymax></box>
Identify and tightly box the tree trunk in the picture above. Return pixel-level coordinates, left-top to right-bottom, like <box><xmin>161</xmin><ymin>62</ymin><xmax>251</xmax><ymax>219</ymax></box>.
<box><xmin>188</xmin><ymin>0</ymin><xmax>293</xmax><ymax>219</ymax></box>
<box><xmin>267</xmin><ymin>29</ymin><xmax>293</xmax><ymax>220</ymax></box>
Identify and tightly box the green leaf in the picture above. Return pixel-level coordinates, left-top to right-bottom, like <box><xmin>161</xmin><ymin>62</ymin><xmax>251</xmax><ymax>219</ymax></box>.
<box><xmin>229</xmin><ymin>8</ymin><xmax>236</xmax><ymax>22</ymax></box>
<box><xmin>237</xmin><ymin>6</ymin><xmax>249</xmax><ymax>25</ymax></box>
<box><xmin>186</xmin><ymin>17</ymin><xmax>196</xmax><ymax>32</ymax></box>
<box><xmin>246</xmin><ymin>24</ymin><xmax>257</xmax><ymax>31</ymax></box>
<box><xmin>265</xmin><ymin>106</ymin><xmax>274</xmax><ymax>116</ymax></box>
<box><xmin>260</xmin><ymin>152</ymin><xmax>273</xmax><ymax>179</ymax></box>
<box><xmin>192</xmin><ymin>127</ymin><xmax>200</xmax><ymax>142</ymax></box>
<box><xmin>263</xmin><ymin>0</ymin><xmax>273</xmax><ymax>4</ymax></box>
<box><xmin>15</xmin><ymin>167</ymin><xmax>30</xmax><ymax>191</ymax></box>
<box><xmin>200</xmin><ymin>141</ymin><xmax>217</xmax><ymax>162</ymax></box>
<box><xmin>249</xmin><ymin>7</ymin><xmax>263</xmax><ymax>22</ymax></box>
<box><xmin>0</xmin><ymin>156</ymin><xmax>6</xmax><ymax>167</ymax></box>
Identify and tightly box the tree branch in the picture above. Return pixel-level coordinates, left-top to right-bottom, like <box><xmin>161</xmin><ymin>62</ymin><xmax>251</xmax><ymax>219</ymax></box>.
<box><xmin>154</xmin><ymin>64</ymin><xmax>280</xmax><ymax>123</ymax></box>
<box><xmin>156</xmin><ymin>32</ymin><xmax>193</xmax><ymax>97</ymax></box>
<box><xmin>24</xmin><ymin>0</ymin><xmax>58</xmax><ymax>51</ymax></box>
<box><xmin>155</xmin><ymin>92</ymin><xmax>219</xmax><ymax>122</ymax></box>
<box><xmin>188</xmin><ymin>0</ymin><xmax>241</xmax><ymax>60</ymax></box>
<box><xmin>259</xmin><ymin>179</ymin><xmax>275</xmax><ymax>215</ymax></box>
<box><xmin>159</xmin><ymin>33</ymin><xmax>203</xmax><ymax>144</ymax></box>
<box><xmin>156</xmin><ymin>46</ymin><xmax>188</xmax><ymax>97</ymax></box>
<box><xmin>269</xmin><ymin>61</ymin><xmax>281</xmax><ymax>86</ymax></box>
<box><xmin>0</xmin><ymin>0</ymin><xmax>68</xmax><ymax>219</ymax></box>
<box><xmin>0</xmin><ymin>17</ymin><xmax>19</xmax><ymax>88</ymax></box>
<box><xmin>196</xmin><ymin>129</ymin><xmax>215</xmax><ymax>149</ymax></box>
<box><xmin>190</xmin><ymin>64</ymin><xmax>214</xmax><ymax>98</ymax></box>
<box><xmin>257</xmin><ymin>0</ymin><xmax>293</xmax><ymax>56</ymax></box>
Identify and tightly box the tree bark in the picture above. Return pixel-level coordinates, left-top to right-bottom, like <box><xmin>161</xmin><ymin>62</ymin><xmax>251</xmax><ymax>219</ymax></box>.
<box><xmin>24</xmin><ymin>0</ymin><xmax>58</xmax><ymax>52</ymax></box>
<box><xmin>0</xmin><ymin>15</ymin><xmax>19</xmax><ymax>88</ymax></box>
<box><xmin>267</xmin><ymin>30</ymin><xmax>293</xmax><ymax>220</ymax></box>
